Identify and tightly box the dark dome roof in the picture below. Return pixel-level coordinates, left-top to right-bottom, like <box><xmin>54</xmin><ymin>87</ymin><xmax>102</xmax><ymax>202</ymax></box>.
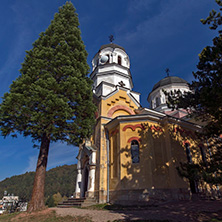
<box><xmin>152</xmin><ymin>76</ymin><xmax>188</xmax><ymax>92</ymax></box>
<box><xmin>99</xmin><ymin>43</ymin><xmax>125</xmax><ymax>52</ymax></box>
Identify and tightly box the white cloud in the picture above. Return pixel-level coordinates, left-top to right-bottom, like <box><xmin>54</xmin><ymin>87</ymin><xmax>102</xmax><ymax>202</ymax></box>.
<box><xmin>116</xmin><ymin>0</ymin><xmax>207</xmax><ymax>47</ymax></box>
<box><xmin>127</xmin><ymin>0</ymin><xmax>157</xmax><ymax>13</ymax></box>
<box><xmin>23</xmin><ymin>142</ymin><xmax>78</xmax><ymax>173</ymax></box>
<box><xmin>0</xmin><ymin>3</ymin><xmax>34</xmax><ymax>95</ymax></box>
<box><xmin>0</xmin><ymin>30</ymin><xmax>29</xmax><ymax>88</ymax></box>
<box><xmin>24</xmin><ymin>155</ymin><xmax>38</xmax><ymax>173</ymax></box>
<box><xmin>47</xmin><ymin>142</ymin><xmax>78</xmax><ymax>169</ymax></box>
<box><xmin>0</xmin><ymin>147</ymin><xmax>17</xmax><ymax>160</ymax></box>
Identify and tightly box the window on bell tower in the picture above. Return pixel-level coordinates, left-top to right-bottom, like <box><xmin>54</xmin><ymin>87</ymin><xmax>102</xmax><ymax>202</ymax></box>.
<box><xmin>106</xmin><ymin>54</ymin><xmax>110</xmax><ymax>63</ymax></box>
<box><xmin>155</xmin><ymin>97</ymin><xmax>160</xmax><ymax>107</ymax></box>
<box><xmin>118</xmin><ymin>56</ymin><xmax>122</xmax><ymax>65</ymax></box>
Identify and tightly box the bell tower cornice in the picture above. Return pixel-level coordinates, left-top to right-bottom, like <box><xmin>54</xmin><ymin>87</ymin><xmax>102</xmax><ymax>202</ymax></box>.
<box><xmin>90</xmin><ymin>63</ymin><xmax>133</xmax><ymax>87</ymax></box>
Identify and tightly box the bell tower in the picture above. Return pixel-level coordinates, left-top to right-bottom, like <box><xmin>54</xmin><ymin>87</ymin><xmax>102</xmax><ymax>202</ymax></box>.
<box><xmin>90</xmin><ymin>43</ymin><xmax>134</xmax><ymax>98</ymax></box>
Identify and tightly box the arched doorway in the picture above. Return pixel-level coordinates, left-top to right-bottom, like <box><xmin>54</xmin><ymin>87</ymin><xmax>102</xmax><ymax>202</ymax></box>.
<box><xmin>75</xmin><ymin>142</ymin><xmax>96</xmax><ymax>199</ymax></box>
<box><xmin>81</xmin><ymin>162</ymin><xmax>89</xmax><ymax>197</ymax></box>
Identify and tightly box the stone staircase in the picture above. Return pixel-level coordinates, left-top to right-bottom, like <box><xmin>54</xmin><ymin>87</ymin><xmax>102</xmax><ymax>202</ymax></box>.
<box><xmin>57</xmin><ymin>197</ymin><xmax>97</xmax><ymax>208</ymax></box>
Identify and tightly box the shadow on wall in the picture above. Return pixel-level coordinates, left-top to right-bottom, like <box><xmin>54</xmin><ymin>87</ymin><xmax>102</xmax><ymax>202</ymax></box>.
<box><xmin>109</xmin><ymin>122</ymin><xmax>202</xmax><ymax>204</ymax></box>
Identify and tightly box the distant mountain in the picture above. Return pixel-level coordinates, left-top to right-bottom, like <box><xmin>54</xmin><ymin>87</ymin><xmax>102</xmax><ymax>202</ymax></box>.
<box><xmin>0</xmin><ymin>164</ymin><xmax>77</xmax><ymax>201</ymax></box>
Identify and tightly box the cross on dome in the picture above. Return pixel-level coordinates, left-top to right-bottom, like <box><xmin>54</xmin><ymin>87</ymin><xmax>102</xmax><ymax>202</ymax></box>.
<box><xmin>165</xmin><ymin>68</ymin><xmax>170</xmax><ymax>77</ymax></box>
<box><xmin>109</xmin><ymin>34</ymin><xmax>114</xmax><ymax>43</ymax></box>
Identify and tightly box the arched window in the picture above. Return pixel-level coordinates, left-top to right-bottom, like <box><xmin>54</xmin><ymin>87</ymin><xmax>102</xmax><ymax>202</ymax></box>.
<box><xmin>106</xmin><ymin>54</ymin><xmax>110</xmax><ymax>63</ymax></box>
<box><xmin>199</xmin><ymin>145</ymin><xmax>206</xmax><ymax>163</ymax></box>
<box><xmin>131</xmin><ymin>140</ymin><xmax>139</xmax><ymax>163</ymax></box>
<box><xmin>118</xmin><ymin>56</ymin><xmax>122</xmax><ymax>65</ymax></box>
<box><xmin>185</xmin><ymin>143</ymin><xmax>192</xmax><ymax>163</ymax></box>
<box><xmin>155</xmin><ymin>97</ymin><xmax>160</xmax><ymax>107</ymax></box>
<box><xmin>152</xmin><ymin>100</ymin><xmax>155</xmax><ymax>109</ymax></box>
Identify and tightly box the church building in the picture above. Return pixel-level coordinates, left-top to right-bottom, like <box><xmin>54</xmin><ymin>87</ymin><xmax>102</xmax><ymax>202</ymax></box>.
<box><xmin>74</xmin><ymin>43</ymin><xmax>203</xmax><ymax>205</ymax></box>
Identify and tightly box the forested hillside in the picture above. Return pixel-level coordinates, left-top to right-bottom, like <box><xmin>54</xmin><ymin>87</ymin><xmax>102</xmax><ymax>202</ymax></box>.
<box><xmin>0</xmin><ymin>164</ymin><xmax>77</xmax><ymax>201</ymax></box>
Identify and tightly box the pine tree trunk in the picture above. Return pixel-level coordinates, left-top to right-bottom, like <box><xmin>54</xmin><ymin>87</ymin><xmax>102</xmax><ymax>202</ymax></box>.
<box><xmin>28</xmin><ymin>133</ymin><xmax>50</xmax><ymax>212</ymax></box>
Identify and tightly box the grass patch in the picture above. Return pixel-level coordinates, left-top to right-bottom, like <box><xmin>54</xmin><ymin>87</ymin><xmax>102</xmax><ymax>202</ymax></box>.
<box><xmin>111</xmin><ymin>220</ymin><xmax>170</xmax><ymax>222</ymax></box>
<box><xmin>82</xmin><ymin>203</ymin><xmax>110</xmax><ymax>210</ymax></box>
<box><xmin>210</xmin><ymin>219</ymin><xmax>222</xmax><ymax>222</ymax></box>
<box><xmin>0</xmin><ymin>210</ymin><xmax>92</xmax><ymax>222</ymax></box>
<box><xmin>0</xmin><ymin>212</ymin><xmax>20</xmax><ymax>221</ymax></box>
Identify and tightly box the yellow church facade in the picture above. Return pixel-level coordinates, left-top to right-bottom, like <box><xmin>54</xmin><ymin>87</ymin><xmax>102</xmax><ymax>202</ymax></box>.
<box><xmin>75</xmin><ymin>43</ymin><xmax>203</xmax><ymax>204</ymax></box>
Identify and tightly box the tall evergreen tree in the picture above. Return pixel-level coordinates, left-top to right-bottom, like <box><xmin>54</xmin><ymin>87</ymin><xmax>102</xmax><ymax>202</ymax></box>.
<box><xmin>0</xmin><ymin>2</ymin><xmax>96</xmax><ymax>211</ymax></box>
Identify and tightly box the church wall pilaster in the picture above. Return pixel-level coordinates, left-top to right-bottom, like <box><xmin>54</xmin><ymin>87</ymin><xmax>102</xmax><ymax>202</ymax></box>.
<box><xmin>87</xmin><ymin>165</ymin><xmax>96</xmax><ymax>197</ymax></box>
<box><xmin>75</xmin><ymin>159</ymin><xmax>82</xmax><ymax>198</ymax></box>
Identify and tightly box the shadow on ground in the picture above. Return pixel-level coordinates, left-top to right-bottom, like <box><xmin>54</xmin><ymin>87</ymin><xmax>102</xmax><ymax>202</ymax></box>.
<box><xmin>100</xmin><ymin>200</ymin><xmax>222</xmax><ymax>222</ymax></box>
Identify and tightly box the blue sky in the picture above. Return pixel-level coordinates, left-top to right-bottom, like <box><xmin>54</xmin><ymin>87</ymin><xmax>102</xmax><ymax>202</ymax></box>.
<box><xmin>0</xmin><ymin>0</ymin><xmax>219</xmax><ymax>182</ymax></box>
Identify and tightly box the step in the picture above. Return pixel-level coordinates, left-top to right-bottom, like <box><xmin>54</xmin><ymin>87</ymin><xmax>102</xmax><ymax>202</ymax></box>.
<box><xmin>57</xmin><ymin>197</ymin><xmax>97</xmax><ymax>208</ymax></box>
<box><xmin>57</xmin><ymin>202</ymin><xmax>81</xmax><ymax>205</ymax></box>
<box><xmin>57</xmin><ymin>204</ymin><xmax>81</xmax><ymax>208</ymax></box>
<box><xmin>67</xmin><ymin>198</ymin><xmax>86</xmax><ymax>201</ymax></box>
<box><xmin>82</xmin><ymin>200</ymin><xmax>97</xmax><ymax>204</ymax></box>
<box><xmin>62</xmin><ymin>200</ymin><xmax>85</xmax><ymax>203</ymax></box>
<box><xmin>57</xmin><ymin>202</ymin><xmax>82</xmax><ymax>206</ymax></box>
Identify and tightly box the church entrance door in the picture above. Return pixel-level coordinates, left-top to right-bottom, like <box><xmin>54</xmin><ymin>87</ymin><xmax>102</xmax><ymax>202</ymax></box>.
<box><xmin>82</xmin><ymin>163</ymin><xmax>89</xmax><ymax>197</ymax></box>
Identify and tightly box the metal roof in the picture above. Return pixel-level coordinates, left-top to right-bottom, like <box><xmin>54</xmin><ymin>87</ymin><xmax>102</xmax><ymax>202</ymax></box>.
<box><xmin>99</xmin><ymin>43</ymin><xmax>125</xmax><ymax>52</ymax></box>
<box><xmin>151</xmin><ymin>76</ymin><xmax>188</xmax><ymax>92</ymax></box>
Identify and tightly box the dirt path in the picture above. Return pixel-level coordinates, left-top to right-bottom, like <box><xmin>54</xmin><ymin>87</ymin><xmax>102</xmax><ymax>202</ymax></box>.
<box><xmin>52</xmin><ymin>200</ymin><xmax>222</xmax><ymax>222</ymax></box>
<box><xmin>53</xmin><ymin>207</ymin><xmax>125</xmax><ymax>222</ymax></box>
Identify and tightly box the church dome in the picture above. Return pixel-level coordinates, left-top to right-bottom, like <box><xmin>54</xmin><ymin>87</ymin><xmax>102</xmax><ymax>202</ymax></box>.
<box><xmin>151</xmin><ymin>76</ymin><xmax>188</xmax><ymax>92</ymax></box>
<box><xmin>99</xmin><ymin>43</ymin><xmax>126</xmax><ymax>52</ymax></box>
<box><xmin>147</xmin><ymin>75</ymin><xmax>190</xmax><ymax>112</ymax></box>
<box><xmin>92</xmin><ymin>42</ymin><xmax>130</xmax><ymax>71</ymax></box>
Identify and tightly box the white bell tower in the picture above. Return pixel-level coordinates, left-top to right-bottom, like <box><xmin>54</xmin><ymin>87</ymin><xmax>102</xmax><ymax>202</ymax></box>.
<box><xmin>90</xmin><ymin>43</ymin><xmax>134</xmax><ymax>97</ymax></box>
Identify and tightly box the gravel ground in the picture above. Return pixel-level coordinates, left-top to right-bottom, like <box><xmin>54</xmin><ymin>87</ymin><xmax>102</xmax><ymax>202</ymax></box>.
<box><xmin>52</xmin><ymin>199</ymin><xmax>222</xmax><ymax>222</ymax></box>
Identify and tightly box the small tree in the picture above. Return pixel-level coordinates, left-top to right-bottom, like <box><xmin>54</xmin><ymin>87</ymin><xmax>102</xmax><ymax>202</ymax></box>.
<box><xmin>52</xmin><ymin>192</ymin><xmax>62</xmax><ymax>206</ymax></box>
<box><xmin>0</xmin><ymin>2</ymin><xmax>96</xmax><ymax>211</ymax></box>
<box><xmin>166</xmin><ymin>0</ymin><xmax>222</xmax><ymax>186</ymax></box>
<box><xmin>45</xmin><ymin>195</ymin><xmax>55</xmax><ymax>207</ymax></box>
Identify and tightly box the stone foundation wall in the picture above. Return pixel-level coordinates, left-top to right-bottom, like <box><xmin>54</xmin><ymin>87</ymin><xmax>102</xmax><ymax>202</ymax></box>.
<box><xmin>93</xmin><ymin>190</ymin><xmax>107</xmax><ymax>204</ymax></box>
<box><xmin>85</xmin><ymin>191</ymin><xmax>95</xmax><ymax>198</ymax></box>
<box><xmin>74</xmin><ymin>192</ymin><xmax>80</xmax><ymax>198</ymax></box>
<box><xmin>109</xmin><ymin>188</ymin><xmax>191</xmax><ymax>205</ymax></box>
<box><xmin>77</xmin><ymin>188</ymin><xmax>191</xmax><ymax>205</ymax></box>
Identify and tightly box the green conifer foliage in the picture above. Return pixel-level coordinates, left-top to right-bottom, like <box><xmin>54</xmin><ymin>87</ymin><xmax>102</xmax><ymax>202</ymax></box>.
<box><xmin>165</xmin><ymin>0</ymin><xmax>222</xmax><ymax>187</ymax></box>
<box><xmin>0</xmin><ymin>2</ymin><xmax>96</xmax><ymax>211</ymax></box>
<box><xmin>166</xmin><ymin>0</ymin><xmax>222</xmax><ymax>139</ymax></box>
